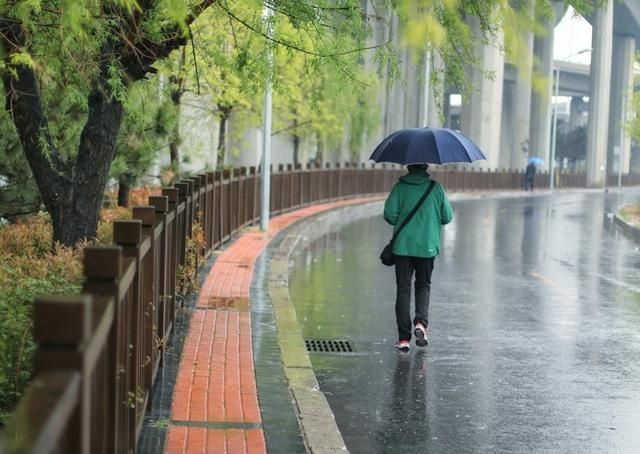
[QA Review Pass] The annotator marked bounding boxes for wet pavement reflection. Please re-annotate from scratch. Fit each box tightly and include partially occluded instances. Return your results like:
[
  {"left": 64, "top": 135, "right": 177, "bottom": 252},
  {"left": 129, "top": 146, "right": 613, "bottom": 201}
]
[{"left": 288, "top": 191, "right": 640, "bottom": 453}]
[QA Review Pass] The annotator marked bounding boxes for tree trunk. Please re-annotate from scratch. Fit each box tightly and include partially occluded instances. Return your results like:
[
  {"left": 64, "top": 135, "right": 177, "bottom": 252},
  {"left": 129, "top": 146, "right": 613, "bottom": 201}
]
[
  {"left": 169, "top": 138, "right": 180, "bottom": 174},
  {"left": 291, "top": 117, "right": 300, "bottom": 166},
  {"left": 48, "top": 86, "right": 123, "bottom": 246},
  {"left": 2, "top": 29, "right": 122, "bottom": 246},
  {"left": 316, "top": 135, "right": 325, "bottom": 167},
  {"left": 217, "top": 108, "right": 230, "bottom": 168},
  {"left": 168, "top": 88, "right": 182, "bottom": 176},
  {"left": 168, "top": 47, "right": 186, "bottom": 178},
  {"left": 117, "top": 178, "right": 131, "bottom": 208}
]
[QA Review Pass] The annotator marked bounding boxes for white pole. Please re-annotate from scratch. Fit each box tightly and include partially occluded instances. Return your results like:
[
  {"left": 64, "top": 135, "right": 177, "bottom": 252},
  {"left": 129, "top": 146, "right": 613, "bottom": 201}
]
[
  {"left": 260, "top": 4, "right": 274, "bottom": 231},
  {"left": 549, "top": 66, "right": 560, "bottom": 190},
  {"left": 422, "top": 49, "right": 431, "bottom": 127},
  {"left": 618, "top": 93, "right": 626, "bottom": 190}
]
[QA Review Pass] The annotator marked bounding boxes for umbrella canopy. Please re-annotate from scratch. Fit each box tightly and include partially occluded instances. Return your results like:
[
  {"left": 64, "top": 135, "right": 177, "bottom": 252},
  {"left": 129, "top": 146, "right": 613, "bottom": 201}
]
[
  {"left": 369, "top": 127, "right": 486, "bottom": 165},
  {"left": 528, "top": 156, "right": 545, "bottom": 166}
]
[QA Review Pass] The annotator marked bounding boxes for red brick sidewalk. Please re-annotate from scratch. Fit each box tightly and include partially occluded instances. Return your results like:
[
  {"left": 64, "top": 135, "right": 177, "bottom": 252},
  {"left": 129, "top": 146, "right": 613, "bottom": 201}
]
[{"left": 165, "top": 197, "right": 381, "bottom": 453}]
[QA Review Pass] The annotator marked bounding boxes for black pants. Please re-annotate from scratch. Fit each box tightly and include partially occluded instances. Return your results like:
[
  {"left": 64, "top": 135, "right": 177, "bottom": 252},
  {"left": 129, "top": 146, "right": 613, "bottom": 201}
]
[
  {"left": 394, "top": 255, "right": 435, "bottom": 341},
  {"left": 525, "top": 176, "right": 534, "bottom": 191}
]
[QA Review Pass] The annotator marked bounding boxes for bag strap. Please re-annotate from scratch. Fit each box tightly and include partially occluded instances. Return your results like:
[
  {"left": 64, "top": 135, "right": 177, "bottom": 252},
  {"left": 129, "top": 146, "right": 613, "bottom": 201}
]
[{"left": 391, "top": 180, "right": 436, "bottom": 242}]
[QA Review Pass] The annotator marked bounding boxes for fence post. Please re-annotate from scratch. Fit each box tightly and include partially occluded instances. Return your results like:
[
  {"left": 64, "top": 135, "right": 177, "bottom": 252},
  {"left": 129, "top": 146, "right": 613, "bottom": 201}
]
[
  {"left": 324, "top": 162, "right": 331, "bottom": 200},
  {"left": 32, "top": 295, "right": 93, "bottom": 453},
  {"left": 132, "top": 206, "right": 161, "bottom": 390},
  {"left": 206, "top": 172, "right": 215, "bottom": 251},
  {"left": 286, "top": 164, "right": 293, "bottom": 211},
  {"left": 232, "top": 168, "right": 242, "bottom": 229},
  {"left": 249, "top": 167, "right": 258, "bottom": 224},
  {"left": 112, "top": 219, "right": 144, "bottom": 450},
  {"left": 336, "top": 162, "right": 342, "bottom": 200},
  {"left": 222, "top": 169, "right": 232, "bottom": 239},
  {"left": 161, "top": 188, "right": 179, "bottom": 318},
  {"left": 174, "top": 182, "right": 190, "bottom": 267},
  {"left": 83, "top": 246, "right": 124, "bottom": 453},
  {"left": 179, "top": 180, "right": 194, "bottom": 239},
  {"left": 148, "top": 196, "right": 171, "bottom": 367},
  {"left": 239, "top": 167, "right": 248, "bottom": 226},
  {"left": 214, "top": 170, "right": 224, "bottom": 245}
]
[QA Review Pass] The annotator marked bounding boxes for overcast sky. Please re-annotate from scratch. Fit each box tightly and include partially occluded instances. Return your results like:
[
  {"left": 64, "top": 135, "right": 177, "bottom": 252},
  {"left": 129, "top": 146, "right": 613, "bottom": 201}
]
[{"left": 554, "top": 7, "right": 592, "bottom": 65}]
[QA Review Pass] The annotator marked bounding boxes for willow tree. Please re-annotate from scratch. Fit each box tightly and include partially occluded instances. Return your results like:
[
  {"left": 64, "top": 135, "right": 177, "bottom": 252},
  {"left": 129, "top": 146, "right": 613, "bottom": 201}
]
[
  {"left": 0, "top": 1, "right": 219, "bottom": 246},
  {"left": 0, "top": 0, "right": 603, "bottom": 246}
]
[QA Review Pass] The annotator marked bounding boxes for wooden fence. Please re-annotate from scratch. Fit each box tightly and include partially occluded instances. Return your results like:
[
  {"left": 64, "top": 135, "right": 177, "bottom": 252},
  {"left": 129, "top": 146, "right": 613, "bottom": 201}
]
[{"left": 0, "top": 164, "right": 637, "bottom": 453}]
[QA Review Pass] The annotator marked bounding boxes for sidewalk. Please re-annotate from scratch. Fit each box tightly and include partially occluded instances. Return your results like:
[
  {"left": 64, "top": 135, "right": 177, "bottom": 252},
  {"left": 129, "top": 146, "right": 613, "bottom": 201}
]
[{"left": 164, "top": 197, "right": 381, "bottom": 453}]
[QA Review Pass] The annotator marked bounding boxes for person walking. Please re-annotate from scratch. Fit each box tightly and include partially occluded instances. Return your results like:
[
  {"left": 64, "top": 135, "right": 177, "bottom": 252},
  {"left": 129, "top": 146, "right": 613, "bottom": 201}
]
[
  {"left": 383, "top": 164, "right": 453, "bottom": 351},
  {"left": 524, "top": 162, "right": 536, "bottom": 191}
]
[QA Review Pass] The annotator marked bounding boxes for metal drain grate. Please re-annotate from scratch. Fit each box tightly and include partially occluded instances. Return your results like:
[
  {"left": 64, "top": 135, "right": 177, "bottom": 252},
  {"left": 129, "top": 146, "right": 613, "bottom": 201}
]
[{"left": 305, "top": 339, "right": 354, "bottom": 353}]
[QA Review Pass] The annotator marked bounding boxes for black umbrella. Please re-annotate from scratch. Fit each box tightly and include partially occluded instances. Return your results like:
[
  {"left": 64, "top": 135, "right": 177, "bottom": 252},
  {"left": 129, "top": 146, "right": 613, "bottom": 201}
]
[{"left": 369, "top": 127, "right": 486, "bottom": 165}]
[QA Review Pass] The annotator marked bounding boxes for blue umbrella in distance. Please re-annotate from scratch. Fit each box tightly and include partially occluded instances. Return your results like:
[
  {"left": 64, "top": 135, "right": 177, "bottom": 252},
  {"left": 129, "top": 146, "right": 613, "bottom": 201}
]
[
  {"left": 369, "top": 127, "right": 486, "bottom": 165},
  {"left": 528, "top": 156, "right": 545, "bottom": 166}
]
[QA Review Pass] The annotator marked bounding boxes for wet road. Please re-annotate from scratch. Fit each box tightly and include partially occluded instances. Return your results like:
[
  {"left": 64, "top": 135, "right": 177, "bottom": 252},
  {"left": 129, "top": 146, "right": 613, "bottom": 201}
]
[{"left": 288, "top": 191, "right": 640, "bottom": 453}]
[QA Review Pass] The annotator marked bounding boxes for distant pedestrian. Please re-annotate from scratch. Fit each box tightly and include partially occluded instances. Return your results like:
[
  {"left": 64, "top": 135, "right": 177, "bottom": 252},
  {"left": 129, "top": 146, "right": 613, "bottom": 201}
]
[
  {"left": 383, "top": 164, "right": 453, "bottom": 351},
  {"left": 525, "top": 162, "right": 536, "bottom": 191}
]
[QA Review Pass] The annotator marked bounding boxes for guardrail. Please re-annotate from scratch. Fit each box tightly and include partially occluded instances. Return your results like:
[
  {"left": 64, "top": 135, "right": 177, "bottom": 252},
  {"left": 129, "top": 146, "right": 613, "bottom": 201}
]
[{"left": 0, "top": 163, "right": 636, "bottom": 453}]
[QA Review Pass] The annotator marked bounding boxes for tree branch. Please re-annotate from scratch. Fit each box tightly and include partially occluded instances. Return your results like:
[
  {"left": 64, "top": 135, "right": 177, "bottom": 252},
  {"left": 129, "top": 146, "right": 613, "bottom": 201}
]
[
  {"left": 222, "top": 6, "right": 391, "bottom": 57},
  {"left": 0, "top": 20, "right": 69, "bottom": 187},
  {"left": 119, "top": 0, "right": 218, "bottom": 81}
]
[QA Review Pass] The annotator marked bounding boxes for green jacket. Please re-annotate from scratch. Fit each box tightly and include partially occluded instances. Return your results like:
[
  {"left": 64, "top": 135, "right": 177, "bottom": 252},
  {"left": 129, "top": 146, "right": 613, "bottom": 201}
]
[{"left": 383, "top": 171, "right": 453, "bottom": 258}]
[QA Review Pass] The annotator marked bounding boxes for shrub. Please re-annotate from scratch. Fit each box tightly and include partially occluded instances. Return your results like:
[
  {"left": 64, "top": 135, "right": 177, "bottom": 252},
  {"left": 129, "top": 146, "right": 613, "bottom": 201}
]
[
  {"left": 177, "top": 216, "right": 205, "bottom": 300},
  {"left": 0, "top": 217, "right": 83, "bottom": 423},
  {"left": 97, "top": 206, "right": 133, "bottom": 245}
]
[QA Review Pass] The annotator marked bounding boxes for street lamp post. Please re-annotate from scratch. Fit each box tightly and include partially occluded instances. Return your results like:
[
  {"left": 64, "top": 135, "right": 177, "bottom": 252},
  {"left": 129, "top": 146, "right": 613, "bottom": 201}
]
[
  {"left": 617, "top": 93, "right": 627, "bottom": 190},
  {"left": 260, "top": 4, "right": 274, "bottom": 231},
  {"left": 549, "top": 48, "right": 592, "bottom": 191},
  {"left": 549, "top": 66, "right": 560, "bottom": 190}
]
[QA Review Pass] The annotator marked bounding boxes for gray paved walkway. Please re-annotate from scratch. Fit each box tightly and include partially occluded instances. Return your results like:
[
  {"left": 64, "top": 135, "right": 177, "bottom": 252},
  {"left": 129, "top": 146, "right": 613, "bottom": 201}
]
[{"left": 289, "top": 191, "right": 640, "bottom": 453}]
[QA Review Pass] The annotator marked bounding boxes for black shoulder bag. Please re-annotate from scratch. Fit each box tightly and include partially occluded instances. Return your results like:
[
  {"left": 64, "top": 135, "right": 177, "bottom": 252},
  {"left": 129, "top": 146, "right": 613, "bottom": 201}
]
[{"left": 380, "top": 180, "right": 436, "bottom": 266}]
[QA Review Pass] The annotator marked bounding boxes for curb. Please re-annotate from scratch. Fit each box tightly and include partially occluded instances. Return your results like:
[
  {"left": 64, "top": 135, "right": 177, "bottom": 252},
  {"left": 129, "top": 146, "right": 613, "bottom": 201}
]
[
  {"left": 614, "top": 211, "right": 640, "bottom": 242},
  {"left": 268, "top": 216, "right": 351, "bottom": 453},
  {"left": 265, "top": 200, "right": 386, "bottom": 453}
]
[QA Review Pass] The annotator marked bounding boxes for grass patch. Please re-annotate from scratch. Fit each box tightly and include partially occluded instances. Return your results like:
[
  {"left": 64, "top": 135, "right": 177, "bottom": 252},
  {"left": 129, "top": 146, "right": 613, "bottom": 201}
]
[{"left": 619, "top": 204, "right": 640, "bottom": 226}]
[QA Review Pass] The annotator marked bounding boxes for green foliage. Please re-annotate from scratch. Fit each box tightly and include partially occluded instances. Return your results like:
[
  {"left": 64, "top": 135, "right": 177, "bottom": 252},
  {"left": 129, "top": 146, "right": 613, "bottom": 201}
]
[
  {"left": 556, "top": 125, "right": 587, "bottom": 169},
  {"left": 111, "top": 78, "right": 177, "bottom": 188},
  {"left": 628, "top": 52, "right": 640, "bottom": 146},
  {"left": 0, "top": 204, "right": 135, "bottom": 423},
  {"left": 0, "top": 216, "right": 83, "bottom": 423}
]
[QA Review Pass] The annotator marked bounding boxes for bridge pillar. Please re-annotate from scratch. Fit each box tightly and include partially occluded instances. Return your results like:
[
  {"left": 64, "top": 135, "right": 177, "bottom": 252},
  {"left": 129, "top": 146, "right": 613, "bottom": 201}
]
[
  {"left": 607, "top": 34, "right": 635, "bottom": 177},
  {"left": 512, "top": 29, "right": 534, "bottom": 170},
  {"left": 500, "top": 81, "right": 516, "bottom": 169},
  {"left": 460, "top": 15, "right": 504, "bottom": 170},
  {"left": 529, "top": 17, "right": 554, "bottom": 167},
  {"left": 569, "top": 96, "right": 588, "bottom": 130},
  {"left": 586, "top": 0, "right": 614, "bottom": 187}
]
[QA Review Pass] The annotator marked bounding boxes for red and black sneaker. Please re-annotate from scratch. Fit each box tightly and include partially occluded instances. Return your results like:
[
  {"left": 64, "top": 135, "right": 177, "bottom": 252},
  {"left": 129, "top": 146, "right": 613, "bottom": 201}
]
[
  {"left": 395, "top": 340, "right": 410, "bottom": 352},
  {"left": 414, "top": 323, "right": 428, "bottom": 347}
]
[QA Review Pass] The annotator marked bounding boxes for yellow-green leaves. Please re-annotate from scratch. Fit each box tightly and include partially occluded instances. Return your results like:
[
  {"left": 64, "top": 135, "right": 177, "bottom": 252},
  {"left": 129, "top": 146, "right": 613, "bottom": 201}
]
[
  {"left": 9, "top": 51, "right": 35, "bottom": 68},
  {"left": 107, "top": 0, "right": 142, "bottom": 14},
  {"left": 158, "top": 0, "right": 190, "bottom": 32},
  {"left": 60, "top": 0, "right": 93, "bottom": 41}
]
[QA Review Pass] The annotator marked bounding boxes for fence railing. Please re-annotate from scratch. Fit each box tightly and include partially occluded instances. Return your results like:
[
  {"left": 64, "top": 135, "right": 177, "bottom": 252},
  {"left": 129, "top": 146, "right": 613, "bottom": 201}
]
[{"left": 0, "top": 164, "right": 637, "bottom": 453}]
